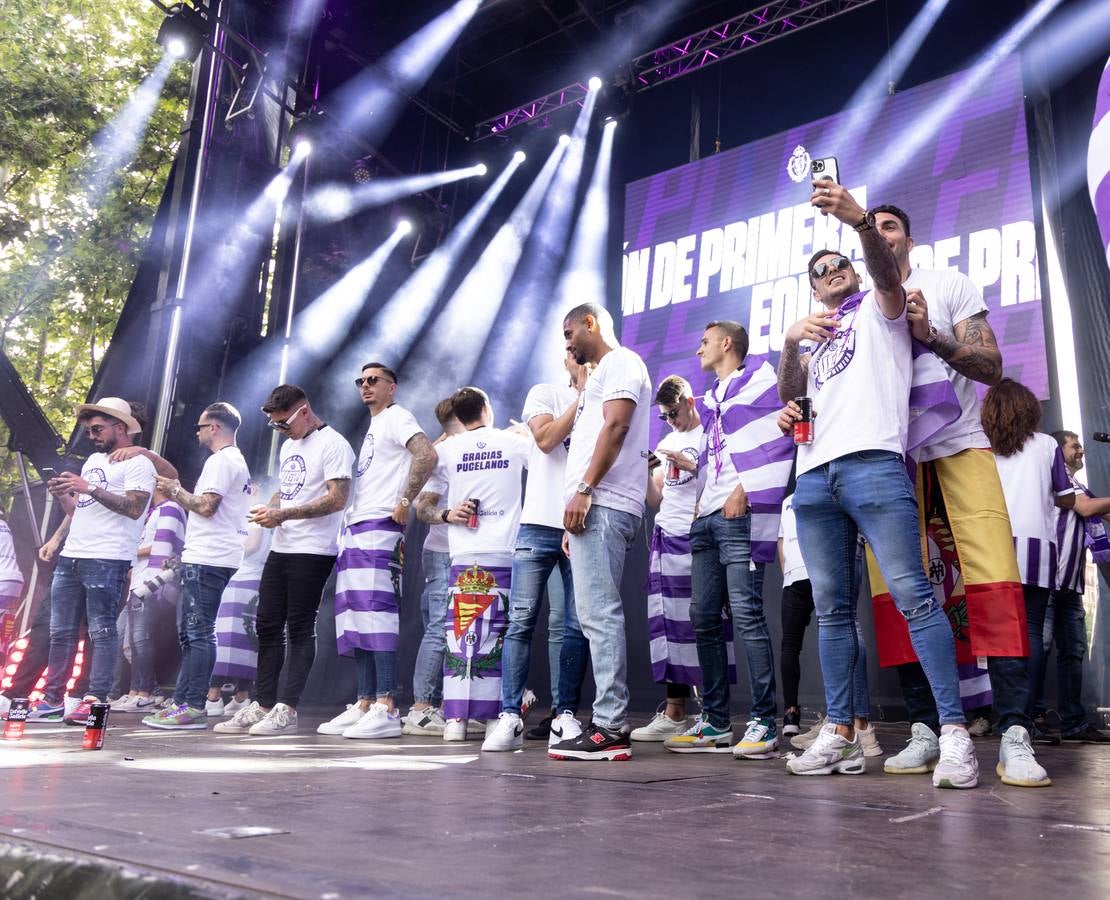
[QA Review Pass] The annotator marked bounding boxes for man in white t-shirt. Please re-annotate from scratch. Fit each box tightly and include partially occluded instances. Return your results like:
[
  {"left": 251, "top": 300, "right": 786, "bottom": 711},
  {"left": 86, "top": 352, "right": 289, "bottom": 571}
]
[
  {"left": 632, "top": 375, "right": 708, "bottom": 742},
  {"left": 142, "top": 402, "right": 252, "bottom": 730},
  {"left": 776, "top": 181, "right": 977, "bottom": 787},
  {"left": 318, "top": 362, "right": 437, "bottom": 740},
  {"left": 37, "top": 398, "right": 155, "bottom": 719},
  {"left": 864, "top": 204, "right": 1047, "bottom": 787},
  {"left": 486, "top": 350, "right": 590, "bottom": 751},
  {"left": 217, "top": 384, "right": 354, "bottom": 737},
  {"left": 405, "top": 397, "right": 465, "bottom": 736},
  {"left": 548, "top": 302, "right": 651, "bottom": 762},
  {"left": 415, "top": 387, "right": 531, "bottom": 743}
]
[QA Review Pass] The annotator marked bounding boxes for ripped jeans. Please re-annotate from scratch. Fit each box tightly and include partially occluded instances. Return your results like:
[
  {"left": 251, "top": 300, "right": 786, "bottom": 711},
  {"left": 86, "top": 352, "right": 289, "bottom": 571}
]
[
  {"left": 44, "top": 556, "right": 130, "bottom": 703},
  {"left": 794, "top": 451, "right": 964, "bottom": 726},
  {"left": 173, "top": 563, "right": 236, "bottom": 709}
]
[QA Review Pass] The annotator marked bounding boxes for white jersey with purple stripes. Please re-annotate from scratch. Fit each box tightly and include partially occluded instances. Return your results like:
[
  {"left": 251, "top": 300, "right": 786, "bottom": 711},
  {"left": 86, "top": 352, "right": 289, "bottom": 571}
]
[{"left": 129, "top": 500, "right": 186, "bottom": 593}]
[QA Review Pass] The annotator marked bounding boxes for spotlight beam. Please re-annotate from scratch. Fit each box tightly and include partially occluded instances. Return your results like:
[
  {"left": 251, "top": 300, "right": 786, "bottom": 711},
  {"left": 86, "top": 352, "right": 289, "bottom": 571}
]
[
  {"left": 322, "top": 153, "right": 524, "bottom": 425},
  {"left": 870, "top": 0, "right": 1064, "bottom": 185},
  {"left": 400, "top": 140, "right": 571, "bottom": 406},
  {"left": 305, "top": 164, "right": 486, "bottom": 224}
]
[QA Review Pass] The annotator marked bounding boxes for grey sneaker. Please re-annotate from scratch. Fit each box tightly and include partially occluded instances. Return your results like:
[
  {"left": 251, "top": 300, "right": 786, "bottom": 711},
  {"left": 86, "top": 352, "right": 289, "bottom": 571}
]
[
  {"left": 402, "top": 706, "right": 447, "bottom": 735},
  {"left": 213, "top": 700, "right": 266, "bottom": 734},
  {"left": 789, "top": 715, "right": 827, "bottom": 750},
  {"left": 884, "top": 723, "right": 940, "bottom": 774},
  {"left": 857, "top": 723, "right": 883, "bottom": 758},
  {"left": 997, "top": 725, "right": 1051, "bottom": 787}
]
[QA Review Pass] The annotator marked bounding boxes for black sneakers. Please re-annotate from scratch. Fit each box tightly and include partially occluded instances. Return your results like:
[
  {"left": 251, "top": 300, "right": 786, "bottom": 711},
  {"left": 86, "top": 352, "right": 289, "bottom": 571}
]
[
  {"left": 783, "top": 709, "right": 801, "bottom": 736},
  {"left": 548, "top": 722, "right": 632, "bottom": 761},
  {"left": 1062, "top": 724, "right": 1110, "bottom": 744},
  {"left": 526, "top": 712, "right": 554, "bottom": 741}
]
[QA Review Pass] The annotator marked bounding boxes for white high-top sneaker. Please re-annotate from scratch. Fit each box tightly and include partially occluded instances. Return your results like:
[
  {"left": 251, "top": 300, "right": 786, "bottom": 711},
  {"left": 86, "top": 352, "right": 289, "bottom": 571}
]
[
  {"left": 481, "top": 712, "right": 525, "bottom": 751},
  {"left": 547, "top": 711, "right": 583, "bottom": 748}
]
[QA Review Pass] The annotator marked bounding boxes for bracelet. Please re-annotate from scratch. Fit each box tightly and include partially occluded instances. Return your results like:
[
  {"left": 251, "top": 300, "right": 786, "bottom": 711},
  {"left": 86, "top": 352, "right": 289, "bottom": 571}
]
[
  {"left": 171, "top": 484, "right": 180, "bottom": 500},
  {"left": 440, "top": 508, "right": 450, "bottom": 524}
]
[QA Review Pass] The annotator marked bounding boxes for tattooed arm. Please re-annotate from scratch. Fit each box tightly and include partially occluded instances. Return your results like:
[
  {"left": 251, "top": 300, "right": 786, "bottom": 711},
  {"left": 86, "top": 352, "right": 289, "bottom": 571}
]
[
  {"left": 90, "top": 487, "right": 151, "bottom": 520},
  {"left": 777, "top": 340, "right": 810, "bottom": 403},
  {"left": 278, "top": 478, "right": 351, "bottom": 521},
  {"left": 927, "top": 311, "right": 1003, "bottom": 386}
]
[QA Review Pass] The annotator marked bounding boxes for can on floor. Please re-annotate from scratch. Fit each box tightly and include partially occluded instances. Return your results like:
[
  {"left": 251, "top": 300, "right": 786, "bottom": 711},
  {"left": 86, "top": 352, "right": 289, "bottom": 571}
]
[
  {"left": 4, "top": 698, "right": 30, "bottom": 740},
  {"left": 82, "top": 702, "right": 110, "bottom": 750}
]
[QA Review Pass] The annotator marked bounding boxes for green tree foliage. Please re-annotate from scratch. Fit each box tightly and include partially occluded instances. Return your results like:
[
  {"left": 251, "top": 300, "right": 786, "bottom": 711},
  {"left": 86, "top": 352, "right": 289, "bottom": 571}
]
[{"left": 0, "top": 0, "right": 190, "bottom": 508}]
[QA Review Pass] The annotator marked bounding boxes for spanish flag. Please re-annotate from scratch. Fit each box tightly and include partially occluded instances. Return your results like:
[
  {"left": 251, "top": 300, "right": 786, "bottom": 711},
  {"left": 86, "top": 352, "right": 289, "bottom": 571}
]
[{"left": 868, "top": 448, "right": 1028, "bottom": 665}]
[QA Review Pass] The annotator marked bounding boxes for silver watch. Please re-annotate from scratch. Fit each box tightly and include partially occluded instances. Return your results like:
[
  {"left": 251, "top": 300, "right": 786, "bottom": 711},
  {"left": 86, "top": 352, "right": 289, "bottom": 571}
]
[{"left": 576, "top": 482, "right": 593, "bottom": 496}]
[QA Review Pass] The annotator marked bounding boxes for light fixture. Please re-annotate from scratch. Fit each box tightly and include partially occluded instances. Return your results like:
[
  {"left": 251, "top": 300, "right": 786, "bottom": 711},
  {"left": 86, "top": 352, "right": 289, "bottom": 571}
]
[
  {"left": 397, "top": 219, "right": 413, "bottom": 235},
  {"left": 475, "top": 163, "right": 488, "bottom": 176},
  {"left": 512, "top": 150, "right": 526, "bottom": 163},
  {"left": 558, "top": 134, "right": 571, "bottom": 147},
  {"left": 155, "top": 7, "right": 209, "bottom": 61},
  {"left": 588, "top": 75, "right": 603, "bottom": 91}
]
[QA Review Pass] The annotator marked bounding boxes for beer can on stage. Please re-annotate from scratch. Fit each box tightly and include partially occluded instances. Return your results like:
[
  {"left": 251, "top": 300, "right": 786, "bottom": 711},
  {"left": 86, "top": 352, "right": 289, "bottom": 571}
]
[
  {"left": 82, "top": 702, "right": 110, "bottom": 750},
  {"left": 3, "top": 697, "right": 29, "bottom": 740},
  {"left": 467, "top": 498, "right": 481, "bottom": 529},
  {"left": 793, "top": 397, "right": 814, "bottom": 446}
]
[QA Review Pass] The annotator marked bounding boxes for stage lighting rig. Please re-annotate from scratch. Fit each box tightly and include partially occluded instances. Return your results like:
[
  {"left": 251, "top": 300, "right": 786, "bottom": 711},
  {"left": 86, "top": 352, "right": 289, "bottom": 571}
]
[{"left": 155, "top": 3, "right": 211, "bottom": 62}]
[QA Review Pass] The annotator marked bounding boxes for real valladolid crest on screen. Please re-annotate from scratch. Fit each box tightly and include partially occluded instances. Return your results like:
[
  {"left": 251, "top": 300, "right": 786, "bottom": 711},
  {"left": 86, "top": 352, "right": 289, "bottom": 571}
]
[{"left": 621, "top": 54, "right": 1048, "bottom": 446}]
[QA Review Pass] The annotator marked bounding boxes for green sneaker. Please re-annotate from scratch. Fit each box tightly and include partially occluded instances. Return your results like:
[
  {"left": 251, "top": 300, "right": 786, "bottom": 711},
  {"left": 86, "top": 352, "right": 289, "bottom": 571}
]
[
  {"left": 143, "top": 704, "right": 208, "bottom": 730},
  {"left": 663, "top": 715, "right": 733, "bottom": 753},
  {"left": 733, "top": 717, "right": 779, "bottom": 758}
]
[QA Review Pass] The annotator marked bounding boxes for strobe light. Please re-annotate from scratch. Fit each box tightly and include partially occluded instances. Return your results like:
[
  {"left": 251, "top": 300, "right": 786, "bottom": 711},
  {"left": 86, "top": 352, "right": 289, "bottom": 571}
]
[{"left": 156, "top": 4, "right": 211, "bottom": 61}]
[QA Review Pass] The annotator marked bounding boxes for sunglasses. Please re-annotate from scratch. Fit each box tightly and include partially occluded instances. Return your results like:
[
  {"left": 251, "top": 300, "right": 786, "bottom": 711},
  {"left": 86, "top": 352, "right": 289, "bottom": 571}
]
[
  {"left": 194, "top": 422, "right": 215, "bottom": 433},
  {"left": 354, "top": 375, "right": 394, "bottom": 388},
  {"left": 810, "top": 256, "right": 852, "bottom": 280},
  {"left": 657, "top": 408, "right": 681, "bottom": 422},
  {"left": 267, "top": 404, "right": 306, "bottom": 431},
  {"left": 84, "top": 424, "right": 117, "bottom": 437}
]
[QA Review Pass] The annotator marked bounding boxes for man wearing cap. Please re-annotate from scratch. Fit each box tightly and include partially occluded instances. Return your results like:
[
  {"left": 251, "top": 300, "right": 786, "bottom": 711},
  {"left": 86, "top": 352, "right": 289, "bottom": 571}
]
[{"left": 33, "top": 398, "right": 155, "bottom": 720}]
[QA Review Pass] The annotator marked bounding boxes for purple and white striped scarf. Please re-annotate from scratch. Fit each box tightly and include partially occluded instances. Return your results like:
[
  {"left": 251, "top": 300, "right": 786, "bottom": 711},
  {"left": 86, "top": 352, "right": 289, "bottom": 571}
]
[{"left": 699, "top": 360, "right": 793, "bottom": 563}]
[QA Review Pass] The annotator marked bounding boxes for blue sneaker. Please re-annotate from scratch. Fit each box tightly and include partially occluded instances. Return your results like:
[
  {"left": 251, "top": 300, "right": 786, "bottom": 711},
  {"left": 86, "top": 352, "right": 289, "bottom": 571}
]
[{"left": 27, "top": 699, "right": 65, "bottom": 722}]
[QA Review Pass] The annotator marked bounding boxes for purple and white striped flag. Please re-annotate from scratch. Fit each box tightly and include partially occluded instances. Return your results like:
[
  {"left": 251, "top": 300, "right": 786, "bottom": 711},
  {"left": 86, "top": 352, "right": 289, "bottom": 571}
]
[{"left": 334, "top": 517, "right": 404, "bottom": 655}]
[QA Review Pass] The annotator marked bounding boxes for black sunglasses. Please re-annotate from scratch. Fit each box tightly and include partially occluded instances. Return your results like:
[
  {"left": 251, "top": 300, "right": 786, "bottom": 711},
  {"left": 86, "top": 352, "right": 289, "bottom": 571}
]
[
  {"left": 194, "top": 422, "right": 215, "bottom": 433},
  {"left": 266, "top": 404, "right": 306, "bottom": 431},
  {"left": 811, "top": 256, "right": 851, "bottom": 280},
  {"left": 354, "top": 375, "right": 395, "bottom": 388},
  {"left": 657, "top": 408, "right": 680, "bottom": 422}
]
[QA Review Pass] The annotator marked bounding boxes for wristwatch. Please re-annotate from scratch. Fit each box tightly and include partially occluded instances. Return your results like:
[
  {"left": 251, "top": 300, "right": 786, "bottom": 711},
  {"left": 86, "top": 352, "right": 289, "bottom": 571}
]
[
  {"left": 399, "top": 497, "right": 410, "bottom": 507},
  {"left": 576, "top": 482, "right": 593, "bottom": 496},
  {"left": 924, "top": 324, "right": 939, "bottom": 347},
  {"left": 440, "top": 508, "right": 450, "bottom": 523},
  {"left": 853, "top": 211, "right": 876, "bottom": 233}
]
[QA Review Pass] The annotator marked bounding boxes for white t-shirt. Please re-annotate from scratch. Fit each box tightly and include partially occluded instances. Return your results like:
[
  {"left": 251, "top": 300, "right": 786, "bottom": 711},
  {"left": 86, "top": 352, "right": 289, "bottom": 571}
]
[
  {"left": 426, "top": 426, "right": 531, "bottom": 558},
  {"left": 778, "top": 495, "right": 807, "bottom": 587},
  {"left": 0, "top": 519, "right": 22, "bottom": 584},
  {"left": 423, "top": 521, "right": 450, "bottom": 554},
  {"left": 272, "top": 425, "right": 355, "bottom": 556},
  {"left": 654, "top": 426, "right": 702, "bottom": 536},
  {"left": 521, "top": 382, "right": 578, "bottom": 530},
  {"left": 905, "top": 268, "right": 991, "bottom": 462},
  {"left": 182, "top": 447, "right": 252, "bottom": 568},
  {"left": 349, "top": 404, "right": 424, "bottom": 522},
  {"left": 563, "top": 346, "right": 652, "bottom": 517},
  {"left": 796, "top": 291, "right": 912, "bottom": 477},
  {"left": 234, "top": 523, "right": 274, "bottom": 581},
  {"left": 63, "top": 453, "right": 156, "bottom": 561}
]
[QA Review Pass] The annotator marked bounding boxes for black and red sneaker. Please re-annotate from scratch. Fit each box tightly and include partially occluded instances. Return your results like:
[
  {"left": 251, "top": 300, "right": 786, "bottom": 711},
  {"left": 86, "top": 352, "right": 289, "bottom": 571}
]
[{"left": 548, "top": 722, "right": 632, "bottom": 761}]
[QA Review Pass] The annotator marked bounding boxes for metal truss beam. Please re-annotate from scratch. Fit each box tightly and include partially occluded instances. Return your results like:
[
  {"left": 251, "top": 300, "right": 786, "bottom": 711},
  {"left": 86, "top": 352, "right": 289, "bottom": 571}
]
[{"left": 473, "top": 0, "right": 879, "bottom": 141}]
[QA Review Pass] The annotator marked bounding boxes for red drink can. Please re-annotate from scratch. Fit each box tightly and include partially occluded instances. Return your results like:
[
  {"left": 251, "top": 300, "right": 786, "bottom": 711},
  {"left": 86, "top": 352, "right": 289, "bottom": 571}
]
[
  {"left": 4, "top": 698, "right": 29, "bottom": 740},
  {"left": 82, "top": 702, "right": 110, "bottom": 750},
  {"left": 667, "top": 459, "right": 679, "bottom": 480},
  {"left": 793, "top": 396, "right": 814, "bottom": 445},
  {"left": 467, "top": 499, "right": 481, "bottom": 529}
]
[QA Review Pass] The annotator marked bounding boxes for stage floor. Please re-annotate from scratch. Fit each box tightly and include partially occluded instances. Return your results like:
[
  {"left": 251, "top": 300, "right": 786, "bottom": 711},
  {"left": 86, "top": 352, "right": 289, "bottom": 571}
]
[{"left": 1, "top": 714, "right": 1108, "bottom": 899}]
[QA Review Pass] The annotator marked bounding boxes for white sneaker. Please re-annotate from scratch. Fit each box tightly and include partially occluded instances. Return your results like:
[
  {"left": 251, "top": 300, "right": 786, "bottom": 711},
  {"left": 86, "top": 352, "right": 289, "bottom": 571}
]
[
  {"left": 110, "top": 695, "right": 138, "bottom": 712},
  {"left": 317, "top": 704, "right": 365, "bottom": 735},
  {"left": 997, "top": 725, "right": 1051, "bottom": 787},
  {"left": 63, "top": 695, "right": 82, "bottom": 718},
  {"left": 131, "top": 695, "right": 159, "bottom": 714},
  {"left": 443, "top": 718, "right": 467, "bottom": 742},
  {"left": 402, "top": 706, "right": 447, "bottom": 735},
  {"left": 786, "top": 722, "right": 865, "bottom": 775},
  {"left": 884, "top": 723, "right": 940, "bottom": 774},
  {"left": 223, "top": 697, "right": 249, "bottom": 716},
  {"left": 248, "top": 703, "right": 298, "bottom": 736},
  {"left": 547, "top": 711, "right": 583, "bottom": 748},
  {"left": 857, "top": 723, "right": 883, "bottom": 758},
  {"left": 466, "top": 719, "right": 485, "bottom": 736},
  {"left": 933, "top": 726, "right": 979, "bottom": 789},
  {"left": 343, "top": 703, "right": 402, "bottom": 740},
  {"left": 481, "top": 712, "right": 525, "bottom": 751},
  {"left": 733, "top": 717, "right": 779, "bottom": 758},
  {"left": 214, "top": 700, "right": 267, "bottom": 734},
  {"left": 205, "top": 698, "right": 225, "bottom": 717},
  {"left": 630, "top": 710, "right": 690, "bottom": 742},
  {"left": 789, "top": 715, "right": 827, "bottom": 750}
]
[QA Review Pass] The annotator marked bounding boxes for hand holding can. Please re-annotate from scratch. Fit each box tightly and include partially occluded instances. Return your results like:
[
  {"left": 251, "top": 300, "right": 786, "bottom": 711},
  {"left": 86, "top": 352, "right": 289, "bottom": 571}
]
[
  {"left": 467, "top": 498, "right": 481, "bottom": 529},
  {"left": 793, "top": 397, "right": 814, "bottom": 445}
]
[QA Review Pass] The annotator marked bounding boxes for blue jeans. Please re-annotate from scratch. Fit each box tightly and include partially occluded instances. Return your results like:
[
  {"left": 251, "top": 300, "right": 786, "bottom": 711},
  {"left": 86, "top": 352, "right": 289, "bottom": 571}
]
[
  {"left": 174, "top": 563, "right": 235, "bottom": 709},
  {"left": 690, "top": 511, "right": 776, "bottom": 728},
  {"left": 412, "top": 548, "right": 450, "bottom": 705},
  {"left": 547, "top": 568, "right": 567, "bottom": 707},
  {"left": 795, "top": 451, "right": 964, "bottom": 726},
  {"left": 44, "top": 556, "right": 129, "bottom": 703},
  {"left": 501, "top": 524, "right": 588, "bottom": 715},
  {"left": 355, "top": 648, "right": 397, "bottom": 700},
  {"left": 1049, "top": 588, "right": 1088, "bottom": 735},
  {"left": 567, "top": 505, "right": 640, "bottom": 730}
]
